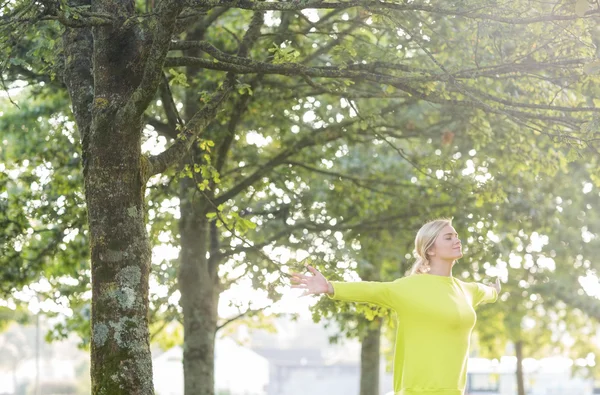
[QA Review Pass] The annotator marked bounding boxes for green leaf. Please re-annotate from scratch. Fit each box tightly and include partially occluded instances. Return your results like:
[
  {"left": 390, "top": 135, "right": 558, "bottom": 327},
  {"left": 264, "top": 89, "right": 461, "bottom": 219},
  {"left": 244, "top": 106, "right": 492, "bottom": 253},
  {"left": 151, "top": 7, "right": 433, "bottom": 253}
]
[{"left": 168, "top": 68, "right": 190, "bottom": 87}]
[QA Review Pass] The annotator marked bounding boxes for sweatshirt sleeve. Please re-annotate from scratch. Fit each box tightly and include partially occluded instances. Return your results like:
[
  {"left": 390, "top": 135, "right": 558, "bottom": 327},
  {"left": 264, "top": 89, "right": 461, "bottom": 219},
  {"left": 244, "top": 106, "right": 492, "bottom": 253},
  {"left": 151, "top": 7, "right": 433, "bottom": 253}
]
[
  {"left": 327, "top": 281, "right": 396, "bottom": 309},
  {"left": 472, "top": 282, "right": 498, "bottom": 307}
]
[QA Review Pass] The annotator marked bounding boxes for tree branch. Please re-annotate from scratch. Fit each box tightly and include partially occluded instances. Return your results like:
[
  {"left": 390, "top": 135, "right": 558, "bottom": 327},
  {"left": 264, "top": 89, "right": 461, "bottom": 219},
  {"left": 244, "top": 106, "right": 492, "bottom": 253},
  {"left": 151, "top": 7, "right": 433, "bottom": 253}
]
[
  {"left": 147, "top": 11, "right": 264, "bottom": 178},
  {"left": 165, "top": 45, "right": 589, "bottom": 105},
  {"left": 216, "top": 227, "right": 294, "bottom": 259},
  {"left": 166, "top": 46, "right": 421, "bottom": 89},
  {"left": 165, "top": 54, "right": 589, "bottom": 138},
  {"left": 45, "top": 10, "right": 114, "bottom": 27},
  {"left": 215, "top": 10, "right": 275, "bottom": 174},
  {"left": 146, "top": 117, "right": 179, "bottom": 139},
  {"left": 61, "top": 0, "right": 94, "bottom": 169},
  {"left": 121, "top": 0, "right": 186, "bottom": 122},
  {"left": 216, "top": 305, "right": 269, "bottom": 332},
  {"left": 186, "top": 0, "right": 580, "bottom": 25},
  {"left": 285, "top": 160, "right": 421, "bottom": 189},
  {"left": 213, "top": 120, "right": 356, "bottom": 206},
  {"left": 159, "top": 73, "right": 183, "bottom": 131},
  {"left": 146, "top": 79, "right": 234, "bottom": 177}
]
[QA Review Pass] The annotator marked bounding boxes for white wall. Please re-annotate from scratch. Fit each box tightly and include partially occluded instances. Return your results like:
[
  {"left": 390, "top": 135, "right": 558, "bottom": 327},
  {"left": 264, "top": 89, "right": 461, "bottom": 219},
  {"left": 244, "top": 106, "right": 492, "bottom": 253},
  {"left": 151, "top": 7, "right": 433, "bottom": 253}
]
[{"left": 153, "top": 338, "right": 269, "bottom": 395}]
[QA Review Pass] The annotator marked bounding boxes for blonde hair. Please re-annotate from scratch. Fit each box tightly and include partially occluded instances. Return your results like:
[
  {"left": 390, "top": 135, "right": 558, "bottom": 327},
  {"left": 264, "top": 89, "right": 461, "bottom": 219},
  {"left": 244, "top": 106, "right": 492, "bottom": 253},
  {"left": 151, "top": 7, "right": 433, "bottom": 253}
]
[{"left": 409, "top": 219, "right": 453, "bottom": 275}]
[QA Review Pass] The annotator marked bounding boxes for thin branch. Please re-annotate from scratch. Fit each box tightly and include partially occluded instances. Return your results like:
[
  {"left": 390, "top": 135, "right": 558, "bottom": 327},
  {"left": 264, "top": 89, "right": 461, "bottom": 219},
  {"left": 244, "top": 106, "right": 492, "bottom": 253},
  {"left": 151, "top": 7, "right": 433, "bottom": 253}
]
[
  {"left": 165, "top": 50, "right": 422, "bottom": 91},
  {"left": 217, "top": 227, "right": 294, "bottom": 259},
  {"left": 217, "top": 9, "right": 293, "bottom": 174},
  {"left": 175, "top": 7, "right": 229, "bottom": 35},
  {"left": 302, "top": 17, "right": 364, "bottom": 65},
  {"left": 159, "top": 73, "right": 184, "bottom": 130},
  {"left": 236, "top": 11, "right": 264, "bottom": 58},
  {"left": 285, "top": 160, "right": 421, "bottom": 188},
  {"left": 44, "top": 12, "right": 114, "bottom": 27},
  {"left": 216, "top": 305, "right": 269, "bottom": 331},
  {"left": 460, "top": 83, "right": 600, "bottom": 113}
]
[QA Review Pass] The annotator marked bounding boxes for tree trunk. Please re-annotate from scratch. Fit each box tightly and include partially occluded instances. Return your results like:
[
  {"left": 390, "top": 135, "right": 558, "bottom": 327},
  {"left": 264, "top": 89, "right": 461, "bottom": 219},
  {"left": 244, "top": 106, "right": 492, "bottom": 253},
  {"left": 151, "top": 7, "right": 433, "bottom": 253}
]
[
  {"left": 85, "top": 124, "right": 153, "bottom": 395},
  {"left": 177, "top": 19, "right": 223, "bottom": 392},
  {"left": 178, "top": 169, "right": 220, "bottom": 395},
  {"left": 63, "top": 1, "right": 156, "bottom": 393},
  {"left": 360, "top": 318, "right": 382, "bottom": 395},
  {"left": 515, "top": 340, "right": 525, "bottom": 395}
]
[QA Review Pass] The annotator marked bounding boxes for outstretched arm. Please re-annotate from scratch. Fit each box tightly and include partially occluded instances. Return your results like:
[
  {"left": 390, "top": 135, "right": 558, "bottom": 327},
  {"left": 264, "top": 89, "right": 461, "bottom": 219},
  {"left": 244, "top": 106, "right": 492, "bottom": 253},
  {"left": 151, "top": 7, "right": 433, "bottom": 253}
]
[
  {"left": 473, "top": 278, "right": 501, "bottom": 306},
  {"left": 291, "top": 265, "right": 396, "bottom": 309}
]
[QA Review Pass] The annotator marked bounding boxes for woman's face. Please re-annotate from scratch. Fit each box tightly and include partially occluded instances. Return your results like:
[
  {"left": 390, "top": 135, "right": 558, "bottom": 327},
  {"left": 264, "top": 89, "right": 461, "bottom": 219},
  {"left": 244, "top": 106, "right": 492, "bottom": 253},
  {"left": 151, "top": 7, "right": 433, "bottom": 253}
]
[{"left": 428, "top": 225, "right": 462, "bottom": 262}]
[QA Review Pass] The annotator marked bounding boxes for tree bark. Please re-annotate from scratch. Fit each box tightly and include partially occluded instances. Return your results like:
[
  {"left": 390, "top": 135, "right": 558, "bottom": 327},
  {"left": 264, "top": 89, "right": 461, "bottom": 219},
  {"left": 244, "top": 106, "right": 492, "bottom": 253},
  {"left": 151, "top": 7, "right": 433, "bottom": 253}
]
[
  {"left": 85, "top": 123, "right": 153, "bottom": 395},
  {"left": 178, "top": 169, "right": 220, "bottom": 395},
  {"left": 61, "top": 1, "right": 164, "bottom": 393},
  {"left": 515, "top": 340, "right": 525, "bottom": 395},
  {"left": 360, "top": 318, "right": 382, "bottom": 395}
]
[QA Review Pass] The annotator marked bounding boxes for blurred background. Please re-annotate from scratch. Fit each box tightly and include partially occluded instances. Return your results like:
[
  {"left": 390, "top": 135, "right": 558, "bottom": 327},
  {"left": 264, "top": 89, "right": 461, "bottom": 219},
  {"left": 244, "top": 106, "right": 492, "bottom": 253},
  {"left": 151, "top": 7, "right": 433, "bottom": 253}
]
[{"left": 3, "top": 1, "right": 600, "bottom": 395}]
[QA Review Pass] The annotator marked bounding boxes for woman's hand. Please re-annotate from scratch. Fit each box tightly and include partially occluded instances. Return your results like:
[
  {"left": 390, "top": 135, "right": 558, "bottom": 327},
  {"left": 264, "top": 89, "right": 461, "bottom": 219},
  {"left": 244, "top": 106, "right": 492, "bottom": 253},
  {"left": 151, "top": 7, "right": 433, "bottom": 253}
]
[
  {"left": 291, "top": 265, "right": 333, "bottom": 296},
  {"left": 492, "top": 277, "right": 501, "bottom": 295}
]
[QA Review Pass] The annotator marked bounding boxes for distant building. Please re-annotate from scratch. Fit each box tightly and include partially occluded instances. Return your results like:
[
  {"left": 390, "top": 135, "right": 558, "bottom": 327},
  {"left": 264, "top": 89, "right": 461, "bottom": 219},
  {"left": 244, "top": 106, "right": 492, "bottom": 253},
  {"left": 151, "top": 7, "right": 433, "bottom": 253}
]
[
  {"left": 152, "top": 337, "right": 269, "bottom": 395},
  {"left": 252, "top": 348, "right": 394, "bottom": 395},
  {"left": 253, "top": 348, "right": 359, "bottom": 395}
]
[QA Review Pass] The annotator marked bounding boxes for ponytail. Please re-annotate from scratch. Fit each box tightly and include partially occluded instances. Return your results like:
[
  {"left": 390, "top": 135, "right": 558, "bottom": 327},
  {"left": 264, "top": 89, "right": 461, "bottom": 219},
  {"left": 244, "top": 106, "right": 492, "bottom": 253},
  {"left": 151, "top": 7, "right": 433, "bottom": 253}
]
[{"left": 410, "top": 256, "right": 430, "bottom": 275}]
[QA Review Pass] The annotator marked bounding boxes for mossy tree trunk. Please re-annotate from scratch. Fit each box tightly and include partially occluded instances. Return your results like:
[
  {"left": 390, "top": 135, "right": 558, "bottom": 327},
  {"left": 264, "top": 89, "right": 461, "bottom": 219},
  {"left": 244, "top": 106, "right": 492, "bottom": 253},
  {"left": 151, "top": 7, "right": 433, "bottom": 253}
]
[
  {"left": 64, "top": 2, "right": 157, "bottom": 391},
  {"left": 60, "top": 1, "right": 212, "bottom": 393}
]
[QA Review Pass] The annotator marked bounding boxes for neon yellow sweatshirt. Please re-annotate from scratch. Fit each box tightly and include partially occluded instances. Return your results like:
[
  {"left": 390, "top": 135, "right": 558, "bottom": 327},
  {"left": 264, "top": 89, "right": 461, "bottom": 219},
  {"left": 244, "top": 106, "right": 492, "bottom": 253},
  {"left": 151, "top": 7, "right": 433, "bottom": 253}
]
[{"left": 328, "top": 274, "right": 498, "bottom": 395}]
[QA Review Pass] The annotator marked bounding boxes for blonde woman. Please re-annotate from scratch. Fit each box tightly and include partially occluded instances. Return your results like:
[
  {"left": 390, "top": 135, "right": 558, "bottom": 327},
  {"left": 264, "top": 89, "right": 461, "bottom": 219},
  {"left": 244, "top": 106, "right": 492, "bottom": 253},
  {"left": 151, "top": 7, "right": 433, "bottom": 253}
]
[{"left": 291, "top": 219, "right": 501, "bottom": 395}]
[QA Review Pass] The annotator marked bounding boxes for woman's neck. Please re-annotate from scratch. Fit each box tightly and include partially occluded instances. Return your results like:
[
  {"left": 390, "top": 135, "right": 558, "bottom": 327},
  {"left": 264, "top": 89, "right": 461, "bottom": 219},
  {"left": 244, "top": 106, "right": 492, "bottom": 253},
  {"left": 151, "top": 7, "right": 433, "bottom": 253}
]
[{"left": 427, "top": 260, "right": 453, "bottom": 276}]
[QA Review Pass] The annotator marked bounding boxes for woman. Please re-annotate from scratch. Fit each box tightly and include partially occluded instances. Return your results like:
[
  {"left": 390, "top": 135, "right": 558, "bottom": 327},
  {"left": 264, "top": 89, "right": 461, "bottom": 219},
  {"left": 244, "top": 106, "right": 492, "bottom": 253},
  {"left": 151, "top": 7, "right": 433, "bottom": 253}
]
[{"left": 291, "top": 219, "right": 501, "bottom": 395}]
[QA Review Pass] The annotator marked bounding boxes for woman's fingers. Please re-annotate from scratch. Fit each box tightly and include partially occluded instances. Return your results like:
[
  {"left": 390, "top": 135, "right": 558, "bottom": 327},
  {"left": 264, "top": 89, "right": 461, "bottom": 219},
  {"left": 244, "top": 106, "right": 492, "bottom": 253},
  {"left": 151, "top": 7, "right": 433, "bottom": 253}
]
[
  {"left": 290, "top": 276, "right": 309, "bottom": 285},
  {"left": 291, "top": 272, "right": 310, "bottom": 279},
  {"left": 290, "top": 266, "right": 324, "bottom": 297},
  {"left": 306, "top": 265, "right": 320, "bottom": 276}
]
